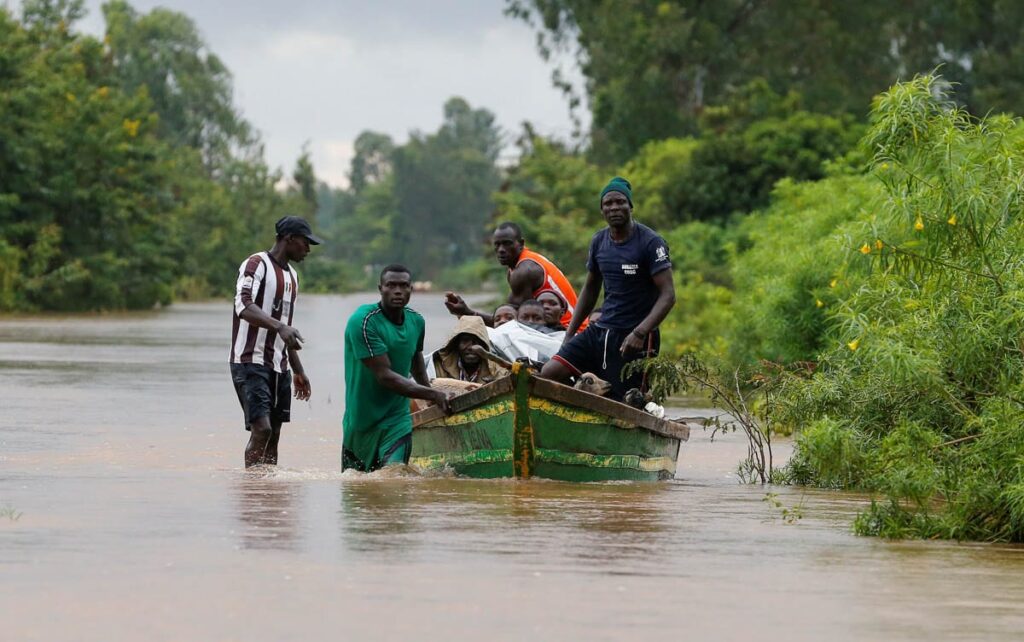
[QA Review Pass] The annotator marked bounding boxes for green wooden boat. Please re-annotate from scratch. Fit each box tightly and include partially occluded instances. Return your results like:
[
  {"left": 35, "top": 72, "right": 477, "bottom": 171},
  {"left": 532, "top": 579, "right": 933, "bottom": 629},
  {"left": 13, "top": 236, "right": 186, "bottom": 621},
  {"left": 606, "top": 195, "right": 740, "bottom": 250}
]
[{"left": 410, "top": 363, "right": 689, "bottom": 481}]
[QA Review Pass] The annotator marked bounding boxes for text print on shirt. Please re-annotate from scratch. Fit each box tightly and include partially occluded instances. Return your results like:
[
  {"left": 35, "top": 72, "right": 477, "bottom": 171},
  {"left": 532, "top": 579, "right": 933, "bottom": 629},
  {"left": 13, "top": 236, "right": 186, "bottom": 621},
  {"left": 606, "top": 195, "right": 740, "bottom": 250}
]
[
  {"left": 621, "top": 263, "right": 639, "bottom": 275},
  {"left": 275, "top": 278, "right": 293, "bottom": 317}
]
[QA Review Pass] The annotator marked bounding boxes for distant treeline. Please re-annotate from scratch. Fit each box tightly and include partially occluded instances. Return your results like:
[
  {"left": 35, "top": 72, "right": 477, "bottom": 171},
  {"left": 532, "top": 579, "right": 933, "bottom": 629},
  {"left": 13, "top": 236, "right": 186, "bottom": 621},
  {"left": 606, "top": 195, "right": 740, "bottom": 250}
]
[{"left": 0, "top": 0, "right": 504, "bottom": 311}]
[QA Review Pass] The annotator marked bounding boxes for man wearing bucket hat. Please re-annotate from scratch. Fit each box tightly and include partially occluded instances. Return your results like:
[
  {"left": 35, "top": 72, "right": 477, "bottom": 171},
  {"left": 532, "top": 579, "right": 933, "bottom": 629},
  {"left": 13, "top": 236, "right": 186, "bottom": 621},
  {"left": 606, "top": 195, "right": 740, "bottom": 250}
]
[
  {"left": 540, "top": 177, "right": 675, "bottom": 401},
  {"left": 229, "top": 215, "right": 323, "bottom": 468}
]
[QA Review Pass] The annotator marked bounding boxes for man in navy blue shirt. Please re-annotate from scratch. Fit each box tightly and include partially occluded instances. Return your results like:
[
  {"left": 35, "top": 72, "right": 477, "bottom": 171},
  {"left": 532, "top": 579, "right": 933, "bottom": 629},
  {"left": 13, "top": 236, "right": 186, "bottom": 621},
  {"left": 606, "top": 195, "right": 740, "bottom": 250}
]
[{"left": 540, "top": 177, "right": 675, "bottom": 400}]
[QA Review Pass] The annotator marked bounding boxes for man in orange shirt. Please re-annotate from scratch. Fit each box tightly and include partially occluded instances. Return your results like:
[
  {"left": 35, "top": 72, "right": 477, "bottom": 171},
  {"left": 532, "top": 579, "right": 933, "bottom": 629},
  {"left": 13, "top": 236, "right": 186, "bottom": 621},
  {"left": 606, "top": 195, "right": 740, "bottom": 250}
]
[{"left": 445, "top": 222, "right": 585, "bottom": 330}]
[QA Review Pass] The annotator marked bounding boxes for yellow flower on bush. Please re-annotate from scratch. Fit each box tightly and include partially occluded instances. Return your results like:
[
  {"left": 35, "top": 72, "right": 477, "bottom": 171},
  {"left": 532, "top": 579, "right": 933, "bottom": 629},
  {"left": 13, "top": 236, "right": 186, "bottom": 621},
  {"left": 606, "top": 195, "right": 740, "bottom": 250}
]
[
  {"left": 829, "top": 278, "right": 837, "bottom": 288},
  {"left": 123, "top": 119, "right": 141, "bottom": 137},
  {"left": 848, "top": 338, "right": 860, "bottom": 351},
  {"left": 875, "top": 239, "right": 884, "bottom": 250},
  {"left": 860, "top": 243, "right": 871, "bottom": 254},
  {"left": 66, "top": 92, "right": 77, "bottom": 103},
  {"left": 880, "top": 162, "right": 889, "bottom": 170},
  {"left": 914, "top": 216, "right": 925, "bottom": 231},
  {"left": 948, "top": 214, "right": 957, "bottom": 226},
  {"left": 816, "top": 299, "right": 824, "bottom": 308},
  {"left": 95, "top": 86, "right": 109, "bottom": 99}
]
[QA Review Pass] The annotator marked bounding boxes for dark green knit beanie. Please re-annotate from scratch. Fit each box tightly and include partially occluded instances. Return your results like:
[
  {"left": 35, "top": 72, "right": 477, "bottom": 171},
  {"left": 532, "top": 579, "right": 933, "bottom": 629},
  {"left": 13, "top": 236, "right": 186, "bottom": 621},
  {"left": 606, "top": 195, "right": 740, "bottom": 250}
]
[{"left": 600, "top": 176, "right": 633, "bottom": 206}]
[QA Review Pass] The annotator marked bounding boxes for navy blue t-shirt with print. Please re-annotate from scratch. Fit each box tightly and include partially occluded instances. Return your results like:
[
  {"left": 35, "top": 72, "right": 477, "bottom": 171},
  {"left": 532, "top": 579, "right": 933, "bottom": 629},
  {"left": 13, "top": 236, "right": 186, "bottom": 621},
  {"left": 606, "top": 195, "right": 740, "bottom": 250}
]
[{"left": 586, "top": 222, "right": 672, "bottom": 330}]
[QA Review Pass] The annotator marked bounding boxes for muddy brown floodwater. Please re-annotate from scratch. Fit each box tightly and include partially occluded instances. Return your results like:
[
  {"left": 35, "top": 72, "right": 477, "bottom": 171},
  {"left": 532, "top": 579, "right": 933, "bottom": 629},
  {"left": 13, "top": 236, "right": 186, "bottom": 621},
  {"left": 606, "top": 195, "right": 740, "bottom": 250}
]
[{"left": 2, "top": 293, "right": 1024, "bottom": 641}]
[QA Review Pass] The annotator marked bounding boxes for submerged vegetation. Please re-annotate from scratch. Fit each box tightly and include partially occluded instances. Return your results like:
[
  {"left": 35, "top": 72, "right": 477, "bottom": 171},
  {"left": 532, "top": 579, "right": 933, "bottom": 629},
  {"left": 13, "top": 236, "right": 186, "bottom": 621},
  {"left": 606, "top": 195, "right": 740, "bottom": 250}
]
[
  {"left": 640, "top": 75, "right": 1024, "bottom": 541},
  {"left": 774, "top": 77, "right": 1024, "bottom": 541}
]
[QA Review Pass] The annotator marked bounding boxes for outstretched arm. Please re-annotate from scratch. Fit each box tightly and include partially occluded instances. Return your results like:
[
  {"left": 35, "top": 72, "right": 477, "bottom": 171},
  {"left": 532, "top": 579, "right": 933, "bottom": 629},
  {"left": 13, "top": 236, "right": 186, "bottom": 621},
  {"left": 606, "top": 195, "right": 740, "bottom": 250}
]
[
  {"left": 444, "top": 292, "right": 495, "bottom": 326},
  {"left": 362, "top": 354, "right": 450, "bottom": 412},
  {"left": 443, "top": 261, "right": 545, "bottom": 326}
]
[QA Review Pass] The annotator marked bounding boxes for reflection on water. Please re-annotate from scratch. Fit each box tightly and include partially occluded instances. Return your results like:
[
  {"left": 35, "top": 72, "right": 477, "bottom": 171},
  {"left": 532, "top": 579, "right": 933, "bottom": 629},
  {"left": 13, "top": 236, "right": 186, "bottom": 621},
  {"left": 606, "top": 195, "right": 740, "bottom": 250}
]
[
  {"left": 3, "top": 295, "right": 1024, "bottom": 641},
  {"left": 233, "top": 472, "right": 303, "bottom": 551},
  {"left": 337, "top": 477, "right": 672, "bottom": 562}
]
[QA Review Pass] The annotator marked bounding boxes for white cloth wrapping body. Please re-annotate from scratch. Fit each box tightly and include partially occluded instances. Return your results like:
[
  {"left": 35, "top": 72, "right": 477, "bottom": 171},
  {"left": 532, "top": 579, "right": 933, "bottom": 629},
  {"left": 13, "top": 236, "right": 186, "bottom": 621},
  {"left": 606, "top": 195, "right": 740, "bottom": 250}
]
[{"left": 424, "top": 321, "right": 565, "bottom": 377}]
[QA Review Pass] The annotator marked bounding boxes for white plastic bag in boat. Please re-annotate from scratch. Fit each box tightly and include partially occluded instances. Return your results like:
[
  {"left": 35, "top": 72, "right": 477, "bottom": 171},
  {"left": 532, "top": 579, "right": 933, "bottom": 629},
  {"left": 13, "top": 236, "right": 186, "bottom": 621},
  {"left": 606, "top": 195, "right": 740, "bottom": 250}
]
[
  {"left": 487, "top": 321, "right": 564, "bottom": 363},
  {"left": 423, "top": 321, "right": 564, "bottom": 376}
]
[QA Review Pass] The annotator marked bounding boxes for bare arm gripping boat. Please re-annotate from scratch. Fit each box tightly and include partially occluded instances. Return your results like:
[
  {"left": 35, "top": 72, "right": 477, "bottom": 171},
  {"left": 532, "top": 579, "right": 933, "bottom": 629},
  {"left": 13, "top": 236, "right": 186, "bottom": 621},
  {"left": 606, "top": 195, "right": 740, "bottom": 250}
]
[{"left": 411, "top": 361, "right": 689, "bottom": 481}]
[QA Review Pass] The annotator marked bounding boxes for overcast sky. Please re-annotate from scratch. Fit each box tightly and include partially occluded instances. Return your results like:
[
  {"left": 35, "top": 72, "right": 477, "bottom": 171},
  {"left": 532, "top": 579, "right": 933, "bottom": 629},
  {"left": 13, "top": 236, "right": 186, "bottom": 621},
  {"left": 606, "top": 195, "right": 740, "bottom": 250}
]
[{"left": 28, "top": 0, "right": 585, "bottom": 187}]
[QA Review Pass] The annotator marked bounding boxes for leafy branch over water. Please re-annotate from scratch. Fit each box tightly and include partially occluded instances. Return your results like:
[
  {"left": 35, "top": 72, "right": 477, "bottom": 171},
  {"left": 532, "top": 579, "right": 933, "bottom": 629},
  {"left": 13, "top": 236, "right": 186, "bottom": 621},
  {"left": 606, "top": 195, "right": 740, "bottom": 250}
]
[{"left": 626, "top": 353, "right": 780, "bottom": 483}]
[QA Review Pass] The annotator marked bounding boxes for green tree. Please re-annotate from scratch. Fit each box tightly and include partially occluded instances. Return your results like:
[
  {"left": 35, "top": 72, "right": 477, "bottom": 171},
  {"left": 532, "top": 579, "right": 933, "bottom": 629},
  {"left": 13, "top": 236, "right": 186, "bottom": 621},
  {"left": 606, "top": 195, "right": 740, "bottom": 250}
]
[
  {"left": 348, "top": 131, "right": 394, "bottom": 194},
  {"left": 492, "top": 134, "right": 605, "bottom": 283},
  {"left": 102, "top": 0, "right": 254, "bottom": 169},
  {"left": 508, "top": 0, "right": 1024, "bottom": 163},
  {"left": 0, "top": 6, "right": 195, "bottom": 310},
  {"left": 389, "top": 97, "right": 502, "bottom": 278},
  {"left": 753, "top": 75, "right": 1024, "bottom": 542}
]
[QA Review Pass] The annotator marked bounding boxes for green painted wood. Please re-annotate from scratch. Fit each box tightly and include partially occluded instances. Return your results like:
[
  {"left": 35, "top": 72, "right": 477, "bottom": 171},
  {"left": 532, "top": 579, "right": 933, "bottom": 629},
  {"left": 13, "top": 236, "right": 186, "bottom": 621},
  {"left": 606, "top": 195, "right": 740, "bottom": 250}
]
[
  {"left": 511, "top": 363, "right": 535, "bottom": 479},
  {"left": 531, "top": 461, "right": 671, "bottom": 482},
  {"left": 530, "top": 405, "right": 680, "bottom": 460},
  {"left": 410, "top": 393, "right": 515, "bottom": 477},
  {"left": 410, "top": 369, "right": 683, "bottom": 482}
]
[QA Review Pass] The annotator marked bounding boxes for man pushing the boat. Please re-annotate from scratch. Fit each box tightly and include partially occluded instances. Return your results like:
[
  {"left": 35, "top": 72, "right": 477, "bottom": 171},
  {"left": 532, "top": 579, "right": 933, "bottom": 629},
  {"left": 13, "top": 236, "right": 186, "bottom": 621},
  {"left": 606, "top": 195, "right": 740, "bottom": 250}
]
[
  {"left": 540, "top": 177, "right": 676, "bottom": 400},
  {"left": 444, "top": 222, "right": 585, "bottom": 331},
  {"left": 342, "top": 264, "right": 453, "bottom": 472}
]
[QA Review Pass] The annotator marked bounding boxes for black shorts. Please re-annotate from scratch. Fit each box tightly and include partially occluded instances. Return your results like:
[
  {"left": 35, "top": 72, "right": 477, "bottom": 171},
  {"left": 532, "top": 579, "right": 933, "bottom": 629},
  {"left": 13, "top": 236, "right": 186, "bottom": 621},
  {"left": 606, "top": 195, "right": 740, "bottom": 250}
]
[
  {"left": 551, "top": 325, "right": 660, "bottom": 400},
  {"left": 230, "top": 363, "right": 291, "bottom": 431}
]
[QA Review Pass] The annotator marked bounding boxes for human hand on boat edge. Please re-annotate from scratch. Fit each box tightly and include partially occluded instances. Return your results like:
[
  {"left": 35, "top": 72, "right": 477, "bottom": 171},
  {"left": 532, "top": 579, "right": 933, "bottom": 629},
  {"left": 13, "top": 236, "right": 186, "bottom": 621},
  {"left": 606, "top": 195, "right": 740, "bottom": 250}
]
[{"left": 430, "top": 389, "right": 455, "bottom": 414}]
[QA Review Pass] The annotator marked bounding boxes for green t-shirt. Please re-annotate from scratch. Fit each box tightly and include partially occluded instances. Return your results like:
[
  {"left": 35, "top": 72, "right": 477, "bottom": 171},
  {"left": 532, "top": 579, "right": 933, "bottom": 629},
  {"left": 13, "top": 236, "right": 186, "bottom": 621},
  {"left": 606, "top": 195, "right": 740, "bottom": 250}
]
[{"left": 342, "top": 303, "right": 425, "bottom": 471}]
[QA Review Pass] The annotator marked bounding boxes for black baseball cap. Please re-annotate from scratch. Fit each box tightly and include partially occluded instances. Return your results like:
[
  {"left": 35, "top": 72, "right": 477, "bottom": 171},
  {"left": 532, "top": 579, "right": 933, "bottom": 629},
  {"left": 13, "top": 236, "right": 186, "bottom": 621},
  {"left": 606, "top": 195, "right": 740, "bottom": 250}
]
[{"left": 275, "top": 215, "right": 324, "bottom": 245}]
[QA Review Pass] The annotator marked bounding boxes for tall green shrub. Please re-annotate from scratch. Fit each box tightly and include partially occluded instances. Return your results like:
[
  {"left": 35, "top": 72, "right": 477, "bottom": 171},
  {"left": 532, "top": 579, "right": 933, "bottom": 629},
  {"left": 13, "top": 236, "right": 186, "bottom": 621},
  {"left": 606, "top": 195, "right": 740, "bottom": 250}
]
[{"left": 778, "top": 75, "right": 1024, "bottom": 541}]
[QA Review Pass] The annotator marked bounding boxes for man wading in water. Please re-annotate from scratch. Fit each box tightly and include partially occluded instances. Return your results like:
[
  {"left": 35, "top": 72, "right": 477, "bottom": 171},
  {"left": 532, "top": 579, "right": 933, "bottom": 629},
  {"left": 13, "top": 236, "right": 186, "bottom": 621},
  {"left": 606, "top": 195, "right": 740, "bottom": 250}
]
[
  {"left": 230, "top": 215, "right": 321, "bottom": 468},
  {"left": 444, "top": 222, "right": 585, "bottom": 331},
  {"left": 540, "top": 177, "right": 675, "bottom": 400},
  {"left": 342, "top": 265, "right": 452, "bottom": 472}
]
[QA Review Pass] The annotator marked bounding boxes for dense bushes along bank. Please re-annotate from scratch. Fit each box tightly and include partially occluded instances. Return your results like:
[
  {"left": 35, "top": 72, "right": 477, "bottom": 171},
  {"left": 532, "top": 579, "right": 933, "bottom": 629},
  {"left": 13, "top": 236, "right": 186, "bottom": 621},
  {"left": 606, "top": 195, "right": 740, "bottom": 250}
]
[{"left": 672, "top": 75, "right": 1024, "bottom": 542}]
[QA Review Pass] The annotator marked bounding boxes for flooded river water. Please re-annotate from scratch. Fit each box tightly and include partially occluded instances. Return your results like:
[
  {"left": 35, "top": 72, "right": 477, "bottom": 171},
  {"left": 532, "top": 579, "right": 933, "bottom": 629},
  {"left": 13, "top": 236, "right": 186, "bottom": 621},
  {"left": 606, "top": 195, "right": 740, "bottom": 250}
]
[{"left": 2, "top": 293, "right": 1024, "bottom": 641}]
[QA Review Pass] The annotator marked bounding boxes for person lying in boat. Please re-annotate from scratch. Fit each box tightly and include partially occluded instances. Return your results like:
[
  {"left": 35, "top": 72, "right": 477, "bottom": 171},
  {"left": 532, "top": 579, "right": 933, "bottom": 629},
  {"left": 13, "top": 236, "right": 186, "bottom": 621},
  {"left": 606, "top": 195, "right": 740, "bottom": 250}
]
[
  {"left": 537, "top": 291, "right": 568, "bottom": 332},
  {"left": 431, "top": 315, "right": 509, "bottom": 384},
  {"left": 514, "top": 299, "right": 562, "bottom": 336},
  {"left": 486, "top": 309, "right": 564, "bottom": 364},
  {"left": 444, "top": 222, "right": 586, "bottom": 331},
  {"left": 492, "top": 303, "right": 517, "bottom": 328}
]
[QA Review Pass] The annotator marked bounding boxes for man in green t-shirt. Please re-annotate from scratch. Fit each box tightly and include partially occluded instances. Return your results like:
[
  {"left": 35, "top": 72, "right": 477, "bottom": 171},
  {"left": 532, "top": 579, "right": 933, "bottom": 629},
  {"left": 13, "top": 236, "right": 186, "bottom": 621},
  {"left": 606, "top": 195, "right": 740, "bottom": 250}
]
[{"left": 342, "top": 264, "right": 451, "bottom": 472}]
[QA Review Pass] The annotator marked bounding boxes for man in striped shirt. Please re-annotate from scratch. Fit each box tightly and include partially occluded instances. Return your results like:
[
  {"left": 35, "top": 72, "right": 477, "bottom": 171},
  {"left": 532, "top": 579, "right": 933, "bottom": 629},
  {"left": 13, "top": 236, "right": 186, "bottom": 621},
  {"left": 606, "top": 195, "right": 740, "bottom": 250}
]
[{"left": 230, "top": 215, "right": 323, "bottom": 468}]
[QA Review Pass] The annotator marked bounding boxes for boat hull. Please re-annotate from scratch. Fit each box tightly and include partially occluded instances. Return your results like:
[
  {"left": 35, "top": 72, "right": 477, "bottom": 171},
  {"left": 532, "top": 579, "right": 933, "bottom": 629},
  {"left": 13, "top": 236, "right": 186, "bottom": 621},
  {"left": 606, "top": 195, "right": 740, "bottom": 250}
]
[{"left": 411, "top": 364, "right": 686, "bottom": 482}]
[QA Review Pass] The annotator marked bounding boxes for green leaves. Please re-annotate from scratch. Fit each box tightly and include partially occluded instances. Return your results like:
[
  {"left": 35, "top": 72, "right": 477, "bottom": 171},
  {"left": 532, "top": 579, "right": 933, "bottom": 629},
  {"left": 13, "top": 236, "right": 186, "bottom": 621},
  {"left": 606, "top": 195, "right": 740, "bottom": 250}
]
[
  {"left": 0, "top": 5, "right": 289, "bottom": 310},
  {"left": 511, "top": 1, "right": 1024, "bottom": 164},
  {"left": 762, "top": 74, "right": 1024, "bottom": 540}
]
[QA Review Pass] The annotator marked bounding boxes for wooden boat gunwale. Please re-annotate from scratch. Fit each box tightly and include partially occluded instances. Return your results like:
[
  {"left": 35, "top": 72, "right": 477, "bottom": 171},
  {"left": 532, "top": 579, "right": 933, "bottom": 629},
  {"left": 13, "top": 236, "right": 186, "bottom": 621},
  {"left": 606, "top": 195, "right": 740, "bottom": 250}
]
[{"left": 412, "top": 370, "right": 689, "bottom": 442}]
